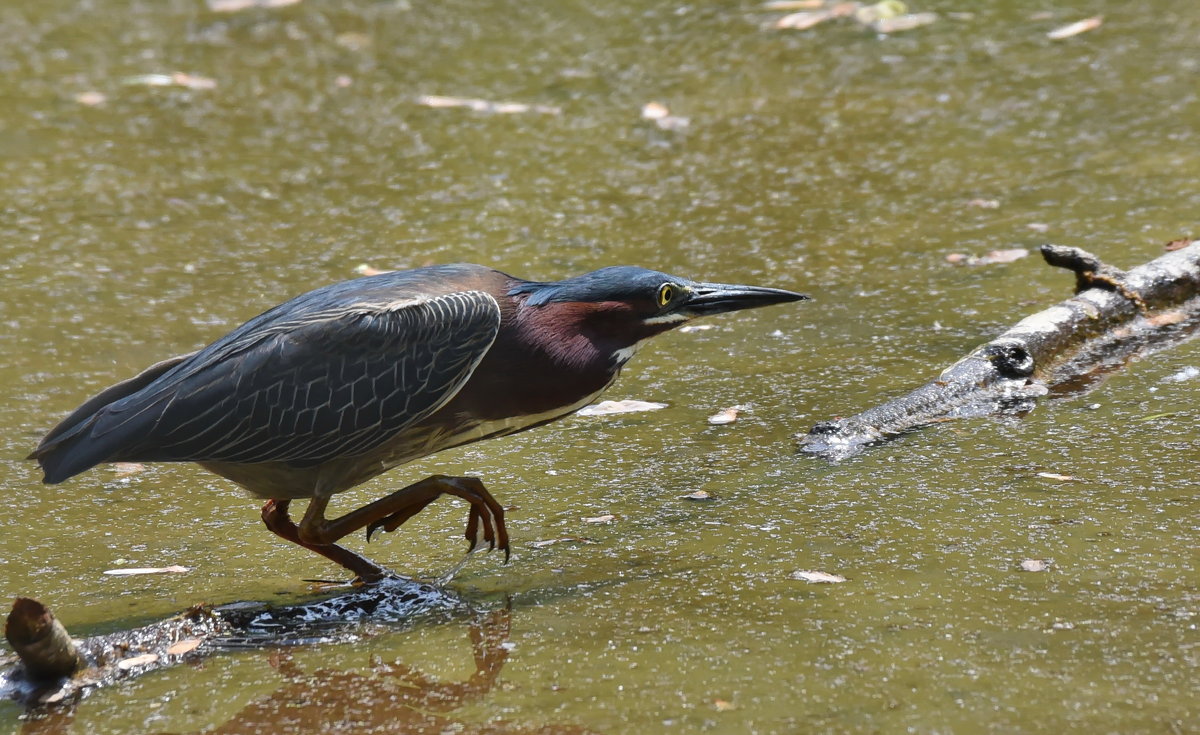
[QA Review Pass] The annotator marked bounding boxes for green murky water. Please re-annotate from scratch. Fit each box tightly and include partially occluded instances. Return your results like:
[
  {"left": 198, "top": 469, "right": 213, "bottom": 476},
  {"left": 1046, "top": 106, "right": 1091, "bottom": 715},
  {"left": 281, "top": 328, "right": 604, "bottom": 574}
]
[{"left": 2, "top": 0, "right": 1198, "bottom": 732}]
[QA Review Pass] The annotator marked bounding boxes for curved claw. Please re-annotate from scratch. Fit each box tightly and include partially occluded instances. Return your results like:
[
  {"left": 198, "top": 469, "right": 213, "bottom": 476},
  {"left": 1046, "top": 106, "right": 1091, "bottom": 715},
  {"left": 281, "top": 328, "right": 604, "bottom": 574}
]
[
  {"left": 462, "top": 489, "right": 509, "bottom": 562},
  {"left": 356, "top": 475, "right": 510, "bottom": 564}
]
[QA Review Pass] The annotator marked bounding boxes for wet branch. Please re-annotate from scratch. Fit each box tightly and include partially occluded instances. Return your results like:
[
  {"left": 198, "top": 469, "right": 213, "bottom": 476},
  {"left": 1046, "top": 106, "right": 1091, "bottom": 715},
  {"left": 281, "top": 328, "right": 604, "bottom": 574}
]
[
  {"left": 799, "top": 241, "right": 1200, "bottom": 460},
  {"left": 1, "top": 579, "right": 461, "bottom": 707}
]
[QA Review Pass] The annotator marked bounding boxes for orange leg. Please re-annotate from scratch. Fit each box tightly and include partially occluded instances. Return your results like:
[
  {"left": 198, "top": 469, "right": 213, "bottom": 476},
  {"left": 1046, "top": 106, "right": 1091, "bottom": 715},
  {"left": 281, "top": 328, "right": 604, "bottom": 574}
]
[
  {"left": 299, "top": 475, "right": 509, "bottom": 562},
  {"left": 261, "top": 499, "right": 391, "bottom": 582}
]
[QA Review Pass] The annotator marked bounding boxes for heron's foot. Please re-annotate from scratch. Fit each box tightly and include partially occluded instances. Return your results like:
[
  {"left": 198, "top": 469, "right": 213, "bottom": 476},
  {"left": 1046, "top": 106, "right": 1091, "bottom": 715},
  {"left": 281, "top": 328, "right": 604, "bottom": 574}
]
[
  {"left": 363, "top": 476, "right": 510, "bottom": 562},
  {"left": 262, "top": 499, "right": 395, "bottom": 584}
]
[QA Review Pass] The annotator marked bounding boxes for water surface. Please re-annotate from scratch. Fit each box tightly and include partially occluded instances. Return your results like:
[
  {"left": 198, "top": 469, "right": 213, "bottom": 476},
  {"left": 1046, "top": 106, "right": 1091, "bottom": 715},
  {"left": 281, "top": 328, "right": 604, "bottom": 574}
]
[{"left": 1, "top": 0, "right": 1197, "bottom": 732}]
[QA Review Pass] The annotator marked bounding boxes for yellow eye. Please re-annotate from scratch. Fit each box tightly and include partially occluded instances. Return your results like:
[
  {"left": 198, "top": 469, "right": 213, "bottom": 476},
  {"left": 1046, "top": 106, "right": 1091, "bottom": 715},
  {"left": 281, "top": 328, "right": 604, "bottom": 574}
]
[{"left": 657, "top": 284, "right": 675, "bottom": 307}]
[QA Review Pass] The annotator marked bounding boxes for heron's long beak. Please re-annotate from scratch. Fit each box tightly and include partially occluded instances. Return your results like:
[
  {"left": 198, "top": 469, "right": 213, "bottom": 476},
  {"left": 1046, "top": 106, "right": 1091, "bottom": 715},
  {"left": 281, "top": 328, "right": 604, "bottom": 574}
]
[{"left": 682, "top": 282, "right": 810, "bottom": 316}]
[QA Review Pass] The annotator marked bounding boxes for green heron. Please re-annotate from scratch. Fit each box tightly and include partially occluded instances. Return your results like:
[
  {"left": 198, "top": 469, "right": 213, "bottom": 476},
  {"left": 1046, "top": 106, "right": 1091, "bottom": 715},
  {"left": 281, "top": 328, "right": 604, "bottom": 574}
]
[{"left": 30, "top": 264, "right": 807, "bottom": 582}]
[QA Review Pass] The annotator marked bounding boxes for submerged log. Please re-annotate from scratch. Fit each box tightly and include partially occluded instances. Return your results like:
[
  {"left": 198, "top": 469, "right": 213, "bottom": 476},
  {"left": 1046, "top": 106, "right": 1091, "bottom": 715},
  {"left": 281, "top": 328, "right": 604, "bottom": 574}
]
[
  {"left": 800, "top": 241, "right": 1200, "bottom": 460},
  {"left": 0, "top": 577, "right": 461, "bottom": 707}
]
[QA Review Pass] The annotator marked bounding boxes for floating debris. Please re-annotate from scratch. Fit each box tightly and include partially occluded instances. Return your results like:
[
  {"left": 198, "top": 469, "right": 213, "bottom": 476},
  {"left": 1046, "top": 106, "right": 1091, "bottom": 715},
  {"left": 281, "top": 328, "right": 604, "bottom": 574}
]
[
  {"left": 640, "top": 101, "right": 690, "bottom": 131},
  {"left": 111, "top": 462, "right": 145, "bottom": 477},
  {"left": 713, "top": 699, "right": 738, "bottom": 712},
  {"left": 74, "top": 91, "right": 107, "bottom": 106},
  {"left": 334, "top": 32, "right": 371, "bottom": 51},
  {"left": 681, "top": 490, "right": 714, "bottom": 501},
  {"left": 871, "top": 11, "right": 937, "bottom": 33},
  {"left": 529, "top": 537, "right": 593, "bottom": 549},
  {"left": 582, "top": 514, "right": 616, "bottom": 525},
  {"left": 770, "top": 0, "right": 935, "bottom": 33},
  {"left": 707, "top": 406, "right": 744, "bottom": 425},
  {"left": 165, "top": 638, "right": 202, "bottom": 655},
  {"left": 1138, "top": 411, "right": 1179, "bottom": 423},
  {"left": 417, "top": 95, "right": 561, "bottom": 116},
  {"left": 641, "top": 102, "right": 669, "bottom": 120},
  {"left": 122, "top": 72, "right": 217, "bottom": 90},
  {"left": 1047, "top": 16, "right": 1102, "bottom": 40},
  {"left": 39, "top": 690, "right": 67, "bottom": 705},
  {"left": 116, "top": 653, "right": 159, "bottom": 670},
  {"left": 945, "top": 248, "right": 1029, "bottom": 266},
  {"left": 576, "top": 399, "right": 667, "bottom": 416},
  {"left": 1035, "top": 472, "right": 1077, "bottom": 482},
  {"left": 1165, "top": 238, "right": 1195, "bottom": 252},
  {"left": 763, "top": 0, "right": 824, "bottom": 9},
  {"left": 353, "top": 263, "right": 393, "bottom": 276},
  {"left": 207, "top": 0, "right": 301, "bottom": 11},
  {"left": 853, "top": 0, "right": 906, "bottom": 23},
  {"left": 791, "top": 570, "right": 846, "bottom": 583},
  {"left": 773, "top": 10, "right": 835, "bottom": 30},
  {"left": 1145, "top": 310, "right": 1188, "bottom": 327},
  {"left": 1019, "top": 559, "right": 1050, "bottom": 572},
  {"left": 103, "top": 565, "right": 190, "bottom": 576}
]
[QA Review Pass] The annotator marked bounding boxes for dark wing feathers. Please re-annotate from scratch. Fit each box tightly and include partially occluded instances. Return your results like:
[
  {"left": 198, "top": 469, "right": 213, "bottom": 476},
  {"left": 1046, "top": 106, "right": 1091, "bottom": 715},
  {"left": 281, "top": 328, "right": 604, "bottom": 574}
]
[
  {"left": 34, "top": 290, "right": 501, "bottom": 482},
  {"left": 29, "top": 351, "right": 197, "bottom": 455}
]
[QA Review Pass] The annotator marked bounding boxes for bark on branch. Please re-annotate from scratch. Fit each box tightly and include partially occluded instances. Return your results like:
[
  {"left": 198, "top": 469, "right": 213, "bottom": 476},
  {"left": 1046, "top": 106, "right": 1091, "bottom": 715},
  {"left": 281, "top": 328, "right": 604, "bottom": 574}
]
[
  {"left": 799, "top": 241, "right": 1200, "bottom": 460},
  {"left": 1, "top": 578, "right": 460, "bottom": 707}
]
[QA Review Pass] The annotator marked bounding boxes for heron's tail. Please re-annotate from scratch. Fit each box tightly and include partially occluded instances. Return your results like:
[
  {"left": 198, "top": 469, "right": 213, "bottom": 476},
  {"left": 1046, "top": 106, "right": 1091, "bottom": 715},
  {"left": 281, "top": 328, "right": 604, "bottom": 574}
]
[{"left": 29, "top": 353, "right": 193, "bottom": 484}]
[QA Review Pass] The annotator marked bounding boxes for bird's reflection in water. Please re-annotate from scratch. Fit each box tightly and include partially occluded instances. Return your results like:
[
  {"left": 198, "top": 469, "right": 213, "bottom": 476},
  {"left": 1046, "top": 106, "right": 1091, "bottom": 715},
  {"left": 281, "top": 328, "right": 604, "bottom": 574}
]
[
  {"left": 194, "top": 607, "right": 596, "bottom": 735},
  {"left": 20, "top": 608, "right": 598, "bottom": 735}
]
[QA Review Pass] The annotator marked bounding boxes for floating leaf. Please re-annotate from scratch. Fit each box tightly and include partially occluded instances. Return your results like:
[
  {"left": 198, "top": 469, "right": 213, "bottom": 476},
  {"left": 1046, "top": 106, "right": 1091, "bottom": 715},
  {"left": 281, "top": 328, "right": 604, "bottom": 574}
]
[
  {"left": 576, "top": 399, "right": 666, "bottom": 416},
  {"left": 529, "top": 537, "right": 593, "bottom": 549},
  {"left": 417, "top": 95, "right": 561, "bottom": 116},
  {"left": 116, "top": 653, "right": 159, "bottom": 670},
  {"left": 111, "top": 462, "right": 145, "bottom": 477},
  {"left": 335, "top": 32, "right": 371, "bottom": 51},
  {"left": 1035, "top": 472, "right": 1077, "bottom": 482},
  {"left": 1138, "top": 411, "right": 1179, "bottom": 423},
  {"left": 122, "top": 72, "right": 217, "bottom": 90},
  {"left": 354, "top": 263, "right": 392, "bottom": 276},
  {"left": 855, "top": 0, "right": 908, "bottom": 24},
  {"left": 707, "top": 406, "right": 743, "bottom": 425},
  {"left": 641, "top": 102, "right": 670, "bottom": 120},
  {"left": 773, "top": 10, "right": 833, "bottom": 30},
  {"left": 640, "top": 101, "right": 689, "bottom": 130},
  {"left": 166, "top": 638, "right": 202, "bottom": 655},
  {"left": 946, "top": 248, "right": 1029, "bottom": 266},
  {"left": 583, "top": 514, "right": 616, "bottom": 525},
  {"left": 1047, "top": 16, "right": 1102, "bottom": 40},
  {"left": 682, "top": 490, "right": 713, "bottom": 501},
  {"left": 207, "top": 0, "right": 301, "bottom": 11},
  {"left": 104, "top": 565, "right": 190, "bottom": 576},
  {"left": 763, "top": 0, "right": 823, "bottom": 9},
  {"left": 792, "top": 570, "right": 846, "bottom": 583},
  {"left": 1145, "top": 311, "right": 1188, "bottom": 328},
  {"left": 75, "top": 91, "right": 107, "bottom": 106},
  {"left": 871, "top": 12, "right": 937, "bottom": 33},
  {"left": 1020, "top": 559, "right": 1049, "bottom": 572},
  {"left": 39, "top": 690, "right": 67, "bottom": 705}
]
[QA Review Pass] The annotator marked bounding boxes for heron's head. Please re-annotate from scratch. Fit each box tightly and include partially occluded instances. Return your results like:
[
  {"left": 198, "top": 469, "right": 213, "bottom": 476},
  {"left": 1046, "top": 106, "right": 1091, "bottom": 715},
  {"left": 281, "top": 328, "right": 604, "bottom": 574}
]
[{"left": 510, "top": 266, "right": 809, "bottom": 366}]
